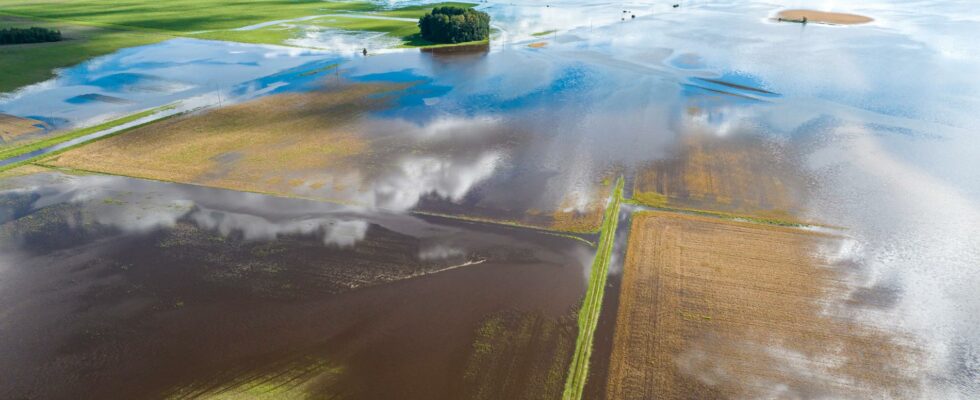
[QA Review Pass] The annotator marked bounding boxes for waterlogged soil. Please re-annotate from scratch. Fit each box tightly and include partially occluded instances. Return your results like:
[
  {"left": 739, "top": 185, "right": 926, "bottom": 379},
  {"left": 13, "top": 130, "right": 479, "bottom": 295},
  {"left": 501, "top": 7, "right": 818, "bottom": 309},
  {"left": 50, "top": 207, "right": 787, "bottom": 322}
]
[
  {"left": 0, "top": 113, "right": 48, "bottom": 145},
  {"left": 632, "top": 131, "right": 808, "bottom": 221},
  {"left": 606, "top": 212, "right": 921, "bottom": 400},
  {"left": 44, "top": 77, "right": 614, "bottom": 233},
  {"left": 0, "top": 171, "right": 589, "bottom": 400}
]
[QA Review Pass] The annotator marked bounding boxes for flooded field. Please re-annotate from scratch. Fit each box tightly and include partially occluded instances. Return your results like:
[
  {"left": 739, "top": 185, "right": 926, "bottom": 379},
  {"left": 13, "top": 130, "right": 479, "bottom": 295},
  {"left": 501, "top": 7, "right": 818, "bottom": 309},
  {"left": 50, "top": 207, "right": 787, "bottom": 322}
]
[
  {"left": 1, "top": 0, "right": 979, "bottom": 398},
  {"left": 0, "top": 170, "right": 588, "bottom": 399}
]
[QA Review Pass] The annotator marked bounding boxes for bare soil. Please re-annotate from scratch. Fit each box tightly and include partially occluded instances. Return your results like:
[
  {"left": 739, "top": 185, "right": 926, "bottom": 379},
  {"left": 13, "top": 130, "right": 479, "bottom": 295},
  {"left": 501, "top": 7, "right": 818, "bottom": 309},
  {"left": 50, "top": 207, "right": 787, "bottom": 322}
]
[{"left": 777, "top": 9, "right": 873, "bottom": 25}]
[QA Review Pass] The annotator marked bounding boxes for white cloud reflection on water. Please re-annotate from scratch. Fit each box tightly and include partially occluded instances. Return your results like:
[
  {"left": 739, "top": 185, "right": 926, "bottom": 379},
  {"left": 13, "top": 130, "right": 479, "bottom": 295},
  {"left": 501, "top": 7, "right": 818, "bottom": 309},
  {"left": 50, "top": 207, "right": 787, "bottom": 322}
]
[
  {"left": 807, "top": 125, "right": 980, "bottom": 397},
  {"left": 1, "top": 175, "right": 374, "bottom": 248}
]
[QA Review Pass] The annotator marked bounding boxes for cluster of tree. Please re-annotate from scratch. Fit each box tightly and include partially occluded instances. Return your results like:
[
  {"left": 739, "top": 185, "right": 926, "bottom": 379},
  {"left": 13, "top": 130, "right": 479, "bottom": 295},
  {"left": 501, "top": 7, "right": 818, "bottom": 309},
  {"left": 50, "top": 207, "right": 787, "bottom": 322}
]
[
  {"left": 418, "top": 6, "right": 490, "bottom": 44},
  {"left": 0, "top": 26, "right": 62, "bottom": 45}
]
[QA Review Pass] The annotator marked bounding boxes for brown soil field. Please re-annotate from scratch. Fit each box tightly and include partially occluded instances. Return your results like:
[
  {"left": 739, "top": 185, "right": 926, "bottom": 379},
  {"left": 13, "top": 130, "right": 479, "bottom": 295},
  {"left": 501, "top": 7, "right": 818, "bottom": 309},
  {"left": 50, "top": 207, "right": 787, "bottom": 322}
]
[
  {"left": 777, "top": 9, "right": 874, "bottom": 25},
  {"left": 605, "top": 212, "right": 920, "bottom": 400},
  {"left": 0, "top": 113, "right": 47, "bottom": 144},
  {"left": 528, "top": 41, "right": 548, "bottom": 48},
  {"left": 633, "top": 133, "right": 805, "bottom": 221}
]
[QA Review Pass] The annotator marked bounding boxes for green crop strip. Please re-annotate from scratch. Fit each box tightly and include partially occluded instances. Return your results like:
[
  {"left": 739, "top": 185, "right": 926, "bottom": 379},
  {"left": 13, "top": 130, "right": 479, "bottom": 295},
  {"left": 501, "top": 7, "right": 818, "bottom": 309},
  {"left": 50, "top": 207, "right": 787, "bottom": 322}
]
[{"left": 562, "top": 176, "right": 623, "bottom": 400}]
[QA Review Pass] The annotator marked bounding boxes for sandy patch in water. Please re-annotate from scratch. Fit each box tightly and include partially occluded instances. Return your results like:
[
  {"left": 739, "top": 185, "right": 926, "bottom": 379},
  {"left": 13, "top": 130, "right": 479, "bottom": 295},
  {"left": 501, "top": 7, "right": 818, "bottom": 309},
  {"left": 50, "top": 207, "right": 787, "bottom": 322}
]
[{"left": 776, "top": 9, "right": 873, "bottom": 25}]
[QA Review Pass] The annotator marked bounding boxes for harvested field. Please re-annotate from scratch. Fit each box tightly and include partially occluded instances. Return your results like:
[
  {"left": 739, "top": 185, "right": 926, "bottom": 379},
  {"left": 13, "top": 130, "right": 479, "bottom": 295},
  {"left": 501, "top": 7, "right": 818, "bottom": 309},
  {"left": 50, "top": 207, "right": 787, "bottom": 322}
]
[
  {"left": 0, "top": 113, "right": 47, "bottom": 144},
  {"left": 776, "top": 9, "right": 873, "bottom": 25},
  {"left": 633, "top": 133, "right": 805, "bottom": 222},
  {"left": 606, "top": 212, "right": 920, "bottom": 400}
]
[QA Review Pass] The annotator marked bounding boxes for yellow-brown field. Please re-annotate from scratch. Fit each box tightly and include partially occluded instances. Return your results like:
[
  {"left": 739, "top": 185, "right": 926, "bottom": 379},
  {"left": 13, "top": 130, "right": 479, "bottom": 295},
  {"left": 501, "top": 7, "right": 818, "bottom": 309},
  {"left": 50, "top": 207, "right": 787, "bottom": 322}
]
[
  {"left": 606, "top": 212, "right": 918, "bottom": 400},
  {"left": 0, "top": 113, "right": 47, "bottom": 144},
  {"left": 43, "top": 83, "right": 395, "bottom": 196},
  {"left": 633, "top": 133, "right": 804, "bottom": 222}
]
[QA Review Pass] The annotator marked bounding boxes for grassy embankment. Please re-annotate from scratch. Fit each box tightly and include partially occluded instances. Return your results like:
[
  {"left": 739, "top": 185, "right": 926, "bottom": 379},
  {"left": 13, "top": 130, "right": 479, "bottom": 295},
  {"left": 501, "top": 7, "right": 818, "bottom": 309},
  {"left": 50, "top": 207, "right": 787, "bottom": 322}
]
[
  {"left": 0, "top": 104, "right": 174, "bottom": 160},
  {"left": 0, "top": 105, "right": 177, "bottom": 173},
  {"left": 562, "top": 176, "right": 623, "bottom": 400},
  {"left": 0, "top": 1, "right": 477, "bottom": 92}
]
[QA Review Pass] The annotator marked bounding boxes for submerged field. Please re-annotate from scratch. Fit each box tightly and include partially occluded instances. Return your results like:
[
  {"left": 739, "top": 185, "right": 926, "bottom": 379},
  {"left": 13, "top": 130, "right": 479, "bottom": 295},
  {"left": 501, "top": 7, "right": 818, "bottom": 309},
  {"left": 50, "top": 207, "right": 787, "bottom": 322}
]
[
  {"left": 606, "top": 212, "right": 920, "bottom": 399},
  {"left": 632, "top": 132, "right": 807, "bottom": 224},
  {"left": 0, "top": 170, "right": 587, "bottom": 399},
  {"left": 41, "top": 77, "right": 612, "bottom": 232}
]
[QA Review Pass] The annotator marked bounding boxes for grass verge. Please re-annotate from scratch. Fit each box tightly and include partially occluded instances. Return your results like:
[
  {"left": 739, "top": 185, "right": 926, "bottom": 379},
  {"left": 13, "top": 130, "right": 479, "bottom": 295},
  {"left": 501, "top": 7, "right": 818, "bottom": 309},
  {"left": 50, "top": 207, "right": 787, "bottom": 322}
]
[
  {"left": 0, "top": 104, "right": 176, "bottom": 161},
  {"left": 622, "top": 197, "right": 834, "bottom": 229},
  {"left": 562, "top": 176, "right": 623, "bottom": 400}
]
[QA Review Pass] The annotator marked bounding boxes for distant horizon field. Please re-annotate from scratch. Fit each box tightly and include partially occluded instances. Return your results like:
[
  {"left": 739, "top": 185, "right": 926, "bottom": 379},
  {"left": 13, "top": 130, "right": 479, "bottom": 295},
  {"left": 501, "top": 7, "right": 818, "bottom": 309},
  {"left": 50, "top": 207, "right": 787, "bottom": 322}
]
[{"left": 0, "top": 1, "right": 477, "bottom": 92}]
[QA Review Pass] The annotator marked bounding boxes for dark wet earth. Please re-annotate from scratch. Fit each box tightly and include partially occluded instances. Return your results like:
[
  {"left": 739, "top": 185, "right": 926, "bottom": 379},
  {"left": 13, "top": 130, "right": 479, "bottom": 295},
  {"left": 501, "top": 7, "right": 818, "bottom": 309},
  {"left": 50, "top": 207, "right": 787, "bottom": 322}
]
[{"left": 0, "top": 174, "right": 587, "bottom": 399}]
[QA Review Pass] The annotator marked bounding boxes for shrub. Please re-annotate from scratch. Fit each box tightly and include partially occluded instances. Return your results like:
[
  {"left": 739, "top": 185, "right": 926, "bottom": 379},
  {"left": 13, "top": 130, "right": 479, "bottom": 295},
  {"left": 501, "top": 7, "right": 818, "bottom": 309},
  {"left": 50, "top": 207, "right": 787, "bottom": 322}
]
[
  {"left": 418, "top": 6, "right": 490, "bottom": 44},
  {"left": 0, "top": 26, "right": 62, "bottom": 45}
]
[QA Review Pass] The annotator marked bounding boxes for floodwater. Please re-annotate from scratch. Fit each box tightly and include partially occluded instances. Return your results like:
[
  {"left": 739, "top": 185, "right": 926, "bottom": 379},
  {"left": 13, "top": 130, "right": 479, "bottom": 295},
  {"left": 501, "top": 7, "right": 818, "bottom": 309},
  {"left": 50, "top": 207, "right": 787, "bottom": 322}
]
[
  {"left": 0, "top": 39, "right": 342, "bottom": 130},
  {"left": 0, "top": 172, "right": 589, "bottom": 399},
  {"left": 1, "top": 0, "right": 980, "bottom": 398}
]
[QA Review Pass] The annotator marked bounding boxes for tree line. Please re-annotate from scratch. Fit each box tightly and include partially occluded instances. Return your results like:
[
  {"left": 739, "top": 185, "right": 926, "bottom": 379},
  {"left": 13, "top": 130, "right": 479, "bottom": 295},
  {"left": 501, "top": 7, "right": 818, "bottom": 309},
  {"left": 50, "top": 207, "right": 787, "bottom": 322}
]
[
  {"left": 0, "top": 27, "right": 62, "bottom": 45},
  {"left": 418, "top": 6, "right": 490, "bottom": 44}
]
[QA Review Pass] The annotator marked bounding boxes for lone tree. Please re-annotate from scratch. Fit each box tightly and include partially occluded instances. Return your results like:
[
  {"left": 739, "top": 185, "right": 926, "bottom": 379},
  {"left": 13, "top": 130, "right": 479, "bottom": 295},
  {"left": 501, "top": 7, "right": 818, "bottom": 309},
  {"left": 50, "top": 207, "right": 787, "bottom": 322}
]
[{"left": 418, "top": 6, "right": 490, "bottom": 44}]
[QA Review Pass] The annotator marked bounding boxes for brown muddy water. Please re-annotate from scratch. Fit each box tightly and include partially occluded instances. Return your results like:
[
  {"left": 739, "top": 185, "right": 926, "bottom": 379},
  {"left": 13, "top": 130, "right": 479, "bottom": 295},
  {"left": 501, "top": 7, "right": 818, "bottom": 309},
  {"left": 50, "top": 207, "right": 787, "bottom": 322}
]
[{"left": 0, "top": 171, "right": 590, "bottom": 399}]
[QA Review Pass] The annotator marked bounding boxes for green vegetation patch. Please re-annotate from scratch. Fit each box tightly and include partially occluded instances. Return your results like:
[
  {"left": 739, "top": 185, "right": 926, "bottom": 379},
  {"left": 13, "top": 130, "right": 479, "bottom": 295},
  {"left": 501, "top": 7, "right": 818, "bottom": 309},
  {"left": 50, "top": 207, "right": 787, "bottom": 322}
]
[
  {"left": 0, "top": 26, "right": 61, "bottom": 45},
  {"left": 313, "top": 15, "right": 420, "bottom": 38},
  {"left": 0, "top": 0, "right": 379, "bottom": 32},
  {"left": 418, "top": 6, "right": 490, "bottom": 44},
  {"left": 376, "top": 2, "right": 477, "bottom": 19},
  {"left": 562, "top": 177, "right": 624, "bottom": 400},
  {"left": 531, "top": 29, "right": 557, "bottom": 37}
]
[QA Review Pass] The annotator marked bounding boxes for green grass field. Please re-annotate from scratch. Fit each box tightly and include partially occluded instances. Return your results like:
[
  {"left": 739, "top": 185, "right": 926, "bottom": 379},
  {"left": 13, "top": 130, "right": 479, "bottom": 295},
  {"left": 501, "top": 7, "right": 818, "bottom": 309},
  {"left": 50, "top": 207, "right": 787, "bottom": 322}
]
[
  {"left": 0, "top": 0, "right": 379, "bottom": 32},
  {"left": 0, "top": 16, "right": 166, "bottom": 92},
  {"left": 0, "top": 1, "right": 476, "bottom": 92},
  {"left": 562, "top": 177, "right": 624, "bottom": 400}
]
